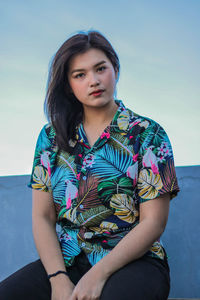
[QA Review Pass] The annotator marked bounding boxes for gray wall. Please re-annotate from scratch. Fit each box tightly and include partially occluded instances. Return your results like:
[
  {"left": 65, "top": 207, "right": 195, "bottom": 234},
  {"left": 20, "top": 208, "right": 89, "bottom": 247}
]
[{"left": 0, "top": 166, "right": 200, "bottom": 298}]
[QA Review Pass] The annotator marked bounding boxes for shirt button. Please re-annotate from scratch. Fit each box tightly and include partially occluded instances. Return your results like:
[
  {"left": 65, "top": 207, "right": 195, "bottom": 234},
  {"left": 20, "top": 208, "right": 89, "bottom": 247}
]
[
  {"left": 81, "top": 242, "right": 86, "bottom": 247},
  {"left": 80, "top": 204, "right": 84, "bottom": 209},
  {"left": 83, "top": 176, "right": 87, "bottom": 180}
]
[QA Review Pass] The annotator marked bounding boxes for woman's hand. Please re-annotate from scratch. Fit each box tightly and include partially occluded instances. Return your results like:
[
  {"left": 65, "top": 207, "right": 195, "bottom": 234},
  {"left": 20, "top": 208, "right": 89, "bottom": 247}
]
[
  {"left": 69, "top": 266, "right": 109, "bottom": 300},
  {"left": 51, "top": 275, "right": 75, "bottom": 300}
]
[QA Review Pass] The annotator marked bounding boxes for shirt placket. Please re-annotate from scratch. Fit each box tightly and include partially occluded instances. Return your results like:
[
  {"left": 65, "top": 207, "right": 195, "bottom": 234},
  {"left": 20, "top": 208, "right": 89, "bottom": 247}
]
[{"left": 76, "top": 124, "right": 111, "bottom": 177}]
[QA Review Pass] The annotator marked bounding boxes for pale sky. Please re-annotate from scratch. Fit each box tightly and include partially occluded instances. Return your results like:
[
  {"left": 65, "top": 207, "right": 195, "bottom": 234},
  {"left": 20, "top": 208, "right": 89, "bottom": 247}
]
[{"left": 0, "top": 0, "right": 199, "bottom": 176}]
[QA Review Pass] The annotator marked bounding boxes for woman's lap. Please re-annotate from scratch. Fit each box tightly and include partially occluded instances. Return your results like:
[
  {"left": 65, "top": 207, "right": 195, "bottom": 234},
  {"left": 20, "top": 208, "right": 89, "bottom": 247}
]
[
  {"left": 0, "top": 253, "right": 170, "bottom": 300},
  {"left": 0, "top": 259, "right": 51, "bottom": 300},
  {"left": 100, "top": 255, "right": 170, "bottom": 300}
]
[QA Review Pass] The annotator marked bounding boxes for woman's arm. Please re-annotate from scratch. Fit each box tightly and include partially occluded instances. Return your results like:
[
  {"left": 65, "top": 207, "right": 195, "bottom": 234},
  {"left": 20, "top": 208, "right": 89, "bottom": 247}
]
[
  {"left": 70, "top": 193, "right": 170, "bottom": 300},
  {"left": 95, "top": 193, "right": 170, "bottom": 276},
  {"left": 32, "top": 189, "right": 75, "bottom": 299}
]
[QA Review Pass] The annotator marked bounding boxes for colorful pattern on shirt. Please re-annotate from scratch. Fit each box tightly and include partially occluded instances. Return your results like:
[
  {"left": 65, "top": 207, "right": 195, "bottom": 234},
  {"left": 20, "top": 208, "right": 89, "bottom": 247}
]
[{"left": 28, "top": 100, "right": 179, "bottom": 267}]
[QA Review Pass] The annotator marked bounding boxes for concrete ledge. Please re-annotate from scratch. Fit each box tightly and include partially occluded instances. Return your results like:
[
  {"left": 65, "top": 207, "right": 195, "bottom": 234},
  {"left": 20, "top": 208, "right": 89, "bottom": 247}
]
[{"left": 0, "top": 166, "right": 200, "bottom": 298}]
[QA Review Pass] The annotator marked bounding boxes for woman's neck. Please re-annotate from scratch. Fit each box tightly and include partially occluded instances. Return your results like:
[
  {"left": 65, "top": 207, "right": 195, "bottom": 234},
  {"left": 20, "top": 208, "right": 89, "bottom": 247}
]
[{"left": 82, "top": 100, "right": 118, "bottom": 129}]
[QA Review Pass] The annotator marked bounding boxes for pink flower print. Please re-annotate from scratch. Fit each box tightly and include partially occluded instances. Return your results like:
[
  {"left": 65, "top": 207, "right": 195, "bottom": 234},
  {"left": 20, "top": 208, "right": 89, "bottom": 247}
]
[
  {"left": 164, "top": 146, "right": 172, "bottom": 157},
  {"left": 83, "top": 158, "right": 87, "bottom": 166},
  {"left": 61, "top": 232, "right": 72, "bottom": 241},
  {"left": 83, "top": 155, "right": 95, "bottom": 168},
  {"left": 142, "top": 147, "right": 159, "bottom": 175},
  {"left": 133, "top": 153, "right": 139, "bottom": 162},
  {"left": 157, "top": 146, "right": 165, "bottom": 156},
  {"left": 129, "top": 136, "right": 133, "bottom": 139},
  {"left": 126, "top": 161, "right": 138, "bottom": 186},
  {"left": 157, "top": 142, "right": 172, "bottom": 158},
  {"left": 151, "top": 163, "right": 159, "bottom": 175},
  {"left": 65, "top": 180, "right": 78, "bottom": 209},
  {"left": 106, "top": 132, "right": 110, "bottom": 139},
  {"left": 76, "top": 173, "right": 81, "bottom": 180},
  {"left": 40, "top": 151, "right": 51, "bottom": 176},
  {"left": 129, "top": 118, "right": 142, "bottom": 129},
  {"left": 100, "top": 132, "right": 110, "bottom": 139},
  {"left": 78, "top": 154, "right": 83, "bottom": 158},
  {"left": 158, "top": 156, "right": 165, "bottom": 163},
  {"left": 102, "top": 240, "right": 108, "bottom": 243},
  {"left": 100, "top": 132, "right": 106, "bottom": 139}
]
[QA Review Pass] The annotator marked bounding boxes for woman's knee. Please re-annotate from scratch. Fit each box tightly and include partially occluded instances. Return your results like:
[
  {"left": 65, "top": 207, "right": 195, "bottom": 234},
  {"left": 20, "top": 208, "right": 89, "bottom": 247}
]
[
  {"left": 0, "top": 260, "right": 51, "bottom": 300},
  {"left": 100, "top": 256, "right": 170, "bottom": 300}
]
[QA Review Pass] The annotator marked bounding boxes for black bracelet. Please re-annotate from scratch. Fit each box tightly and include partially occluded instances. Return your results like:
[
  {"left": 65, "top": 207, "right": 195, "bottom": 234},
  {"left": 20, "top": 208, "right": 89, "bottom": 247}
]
[{"left": 47, "top": 270, "right": 68, "bottom": 280}]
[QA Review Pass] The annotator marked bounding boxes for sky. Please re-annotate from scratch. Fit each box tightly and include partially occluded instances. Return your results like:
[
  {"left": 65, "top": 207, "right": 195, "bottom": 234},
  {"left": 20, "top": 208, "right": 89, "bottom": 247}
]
[{"left": 0, "top": 0, "right": 199, "bottom": 176}]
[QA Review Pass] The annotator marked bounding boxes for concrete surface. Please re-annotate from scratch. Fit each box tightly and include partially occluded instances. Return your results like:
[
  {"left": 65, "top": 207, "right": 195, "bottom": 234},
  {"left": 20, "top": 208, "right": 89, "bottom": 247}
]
[{"left": 0, "top": 165, "right": 200, "bottom": 298}]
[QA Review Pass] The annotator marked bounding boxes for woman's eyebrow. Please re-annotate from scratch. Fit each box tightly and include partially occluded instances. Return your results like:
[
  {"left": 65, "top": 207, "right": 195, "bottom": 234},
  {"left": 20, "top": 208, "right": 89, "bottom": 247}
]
[{"left": 71, "top": 60, "right": 106, "bottom": 75}]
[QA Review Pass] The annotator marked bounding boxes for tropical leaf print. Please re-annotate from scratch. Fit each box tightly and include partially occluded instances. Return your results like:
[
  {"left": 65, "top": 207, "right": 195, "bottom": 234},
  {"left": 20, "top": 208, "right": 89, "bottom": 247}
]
[
  {"left": 110, "top": 133, "right": 134, "bottom": 155},
  {"left": 98, "top": 177, "right": 133, "bottom": 202},
  {"left": 149, "top": 241, "right": 165, "bottom": 259},
  {"left": 28, "top": 100, "right": 179, "bottom": 268},
  {"left": 139, "top": 124, "right": 155, "bottom": 151},
  {"left": 32, "top": 165, "right": 51, "bottom": 191},
  {"left": 87, "top": 248, "right": 110, "bottom": 265},
  {"left": 90, "top": 221, "right": 119, "bottom": 234},
  {"left": 139, "top": 120, "right": 149, "bottom": 129},
  {"left": 100, "top": 221, "right": 119, "bottom": 230},
  {"left": 91, "top": 144, "right": 133, "bottom": 180},
  {"left": 60, "top": 233, "right": 81, "bottom": 258},
  {"left": 56, "top": 150, "right": 77, "bottom": 177},
  {"left": 76, "top": 205, "right": 112, "bottom": 227},
  {"left": 62, "top": 206, "right": 78, "bottom": 224},
  {"left": 45, "top": 123, "right": 56, "bottom": 140},
  {"left": 36, "top": 125, "right": 52, "bottom": 150},
  {"left": 65, "top": 180, "right": 78, "bottom": 209},
  {"left": 117, "top": 110, "right": 130, "bottom": 130},
  {"left": 159, "top": 159, "right": 179, "bottom": 195},
  {"left": 51, "top": 167, "right": 74, "bottom": 203},
  {"left": 110, "top": 132, "right": 130, "bottom": 146},
  {"left": 153, "top": 125, "right": 168, "bottom": 147},
  {"left": 77, "top": 239, "right": 109, "bottom": 257},
  {"left": 142, "top": 148, "right": 159, "bottom": 175},
  {"left": 126, "top": 161, "right": 138, "bottom": 185},
  {"left": 110, "top": 194, "right": 139, "bottom": 223},
  {"left": 137, "top": 169, "right": 163, "bottom": 199},
  {"left": 59, "top": 229, "right": 81, "bottom": 266},
  {"left": 76, "top": 171, "right": 101, "bottom": 210}
]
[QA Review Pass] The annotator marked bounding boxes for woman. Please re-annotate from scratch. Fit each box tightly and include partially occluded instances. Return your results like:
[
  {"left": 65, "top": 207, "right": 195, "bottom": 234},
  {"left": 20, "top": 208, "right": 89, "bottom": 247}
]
[{"left": 0, "top": 30, "right": 179, "bottom": 300}]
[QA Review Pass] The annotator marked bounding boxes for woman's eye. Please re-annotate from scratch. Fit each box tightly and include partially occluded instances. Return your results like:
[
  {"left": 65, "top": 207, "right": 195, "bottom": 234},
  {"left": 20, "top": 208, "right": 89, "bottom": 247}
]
[
  {"left": 75, "top": 73, "right": 84, "bottom": 78},
  {"left": 97, "top": 66, "right": 106, "bottom": 72}
]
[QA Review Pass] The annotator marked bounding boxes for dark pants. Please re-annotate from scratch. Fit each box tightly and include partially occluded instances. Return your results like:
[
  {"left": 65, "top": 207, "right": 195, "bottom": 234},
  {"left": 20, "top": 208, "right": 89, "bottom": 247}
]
[{"left": 0, "top": 252, "right": 170, "bottom": 300}]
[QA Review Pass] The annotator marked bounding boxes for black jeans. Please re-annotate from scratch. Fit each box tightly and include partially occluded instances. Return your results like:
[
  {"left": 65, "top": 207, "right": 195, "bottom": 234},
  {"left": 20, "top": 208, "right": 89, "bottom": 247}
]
[{"left": 0, "top": 252, "right": 170, "bottom": 300}]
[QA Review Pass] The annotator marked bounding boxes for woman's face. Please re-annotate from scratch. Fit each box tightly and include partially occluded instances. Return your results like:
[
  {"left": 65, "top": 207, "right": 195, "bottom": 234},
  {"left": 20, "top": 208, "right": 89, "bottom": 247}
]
[{"left": 67, "top": 48, "right": 118, "bottom": 109}]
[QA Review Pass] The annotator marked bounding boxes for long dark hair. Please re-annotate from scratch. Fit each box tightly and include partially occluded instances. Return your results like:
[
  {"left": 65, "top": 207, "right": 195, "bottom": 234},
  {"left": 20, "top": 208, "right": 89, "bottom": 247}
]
[{"left": 44, "top": 30, "right": 120, "bottom": 153}]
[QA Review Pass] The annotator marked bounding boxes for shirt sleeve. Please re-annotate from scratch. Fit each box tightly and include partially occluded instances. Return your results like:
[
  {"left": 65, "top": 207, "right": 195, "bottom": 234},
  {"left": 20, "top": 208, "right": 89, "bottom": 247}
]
[
  {"left": 27, "top": 124, "right": 53, "bottom": 192},
  {"left": 136, "top": 121, "right": 180, "bottom": 203}
]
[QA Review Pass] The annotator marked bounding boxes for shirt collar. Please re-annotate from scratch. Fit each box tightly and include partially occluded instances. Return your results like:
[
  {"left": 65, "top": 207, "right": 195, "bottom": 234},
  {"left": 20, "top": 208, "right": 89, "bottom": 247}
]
[
  {"left": 76, "top": 99, "right": 131, "bottom": 147},
  {"left": 109, "top": 99, "right": 130, "bottom": 134}
]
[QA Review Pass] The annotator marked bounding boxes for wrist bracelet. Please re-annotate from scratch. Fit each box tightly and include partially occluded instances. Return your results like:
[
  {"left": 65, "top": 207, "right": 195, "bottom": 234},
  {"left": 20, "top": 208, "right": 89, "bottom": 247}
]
[{"left": 47, "top": 270, "right": 68, "bottom": 280}]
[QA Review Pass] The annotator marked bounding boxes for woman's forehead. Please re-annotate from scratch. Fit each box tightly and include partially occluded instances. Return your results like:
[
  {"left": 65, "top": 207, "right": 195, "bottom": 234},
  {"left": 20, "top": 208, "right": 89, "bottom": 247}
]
[{"left": 68, "top": 48, "right": 110, "bottom": 71}]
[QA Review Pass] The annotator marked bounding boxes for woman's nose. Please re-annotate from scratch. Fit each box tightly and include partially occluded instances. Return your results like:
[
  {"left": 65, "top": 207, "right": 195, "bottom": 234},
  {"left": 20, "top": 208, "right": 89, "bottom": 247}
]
[{"left": 89, "top": 73, "right": 100, "bottom": 87}]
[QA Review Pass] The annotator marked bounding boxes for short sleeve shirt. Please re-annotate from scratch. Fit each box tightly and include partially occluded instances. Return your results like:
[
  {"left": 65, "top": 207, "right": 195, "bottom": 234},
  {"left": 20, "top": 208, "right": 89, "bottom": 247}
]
[{"left": 28, "top": 99, "right": 180, "bottom": 267}]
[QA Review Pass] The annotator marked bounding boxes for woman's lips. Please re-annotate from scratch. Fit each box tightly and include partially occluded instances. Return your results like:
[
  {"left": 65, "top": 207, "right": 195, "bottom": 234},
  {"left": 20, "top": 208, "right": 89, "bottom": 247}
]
[{"left": 90, "top": 90, "right": 104, "bottom": 96}]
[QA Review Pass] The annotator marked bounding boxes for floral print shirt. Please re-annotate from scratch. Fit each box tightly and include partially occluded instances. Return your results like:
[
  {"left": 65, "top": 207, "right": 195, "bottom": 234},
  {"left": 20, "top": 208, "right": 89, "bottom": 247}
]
[{"left": 27, "top": 99, "right": 179, "bottom": 267}]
